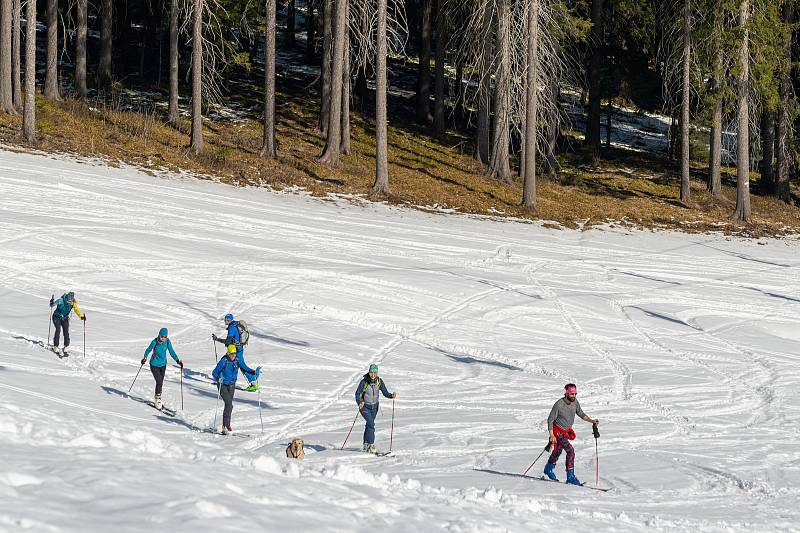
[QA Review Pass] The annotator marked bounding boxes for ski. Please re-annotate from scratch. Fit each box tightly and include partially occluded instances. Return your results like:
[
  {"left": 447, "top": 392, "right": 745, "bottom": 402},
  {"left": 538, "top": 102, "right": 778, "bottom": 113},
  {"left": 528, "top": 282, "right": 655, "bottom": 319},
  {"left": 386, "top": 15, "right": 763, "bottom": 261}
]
[
  {"left": 145, "top": 401, "right": 176, "bottom": 417},
  {"left": 533, "top": 476, "right": 611, "bottom": 492},
  {"left": 200, "top": 428, "right": 251, "bottom": 438}
]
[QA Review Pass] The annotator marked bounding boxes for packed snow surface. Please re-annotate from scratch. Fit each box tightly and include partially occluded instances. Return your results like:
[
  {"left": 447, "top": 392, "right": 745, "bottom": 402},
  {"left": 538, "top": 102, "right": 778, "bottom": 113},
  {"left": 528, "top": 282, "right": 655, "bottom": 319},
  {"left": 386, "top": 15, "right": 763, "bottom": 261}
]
[{"left": 1, "top": 149, "right": 799, "bottom": 533}]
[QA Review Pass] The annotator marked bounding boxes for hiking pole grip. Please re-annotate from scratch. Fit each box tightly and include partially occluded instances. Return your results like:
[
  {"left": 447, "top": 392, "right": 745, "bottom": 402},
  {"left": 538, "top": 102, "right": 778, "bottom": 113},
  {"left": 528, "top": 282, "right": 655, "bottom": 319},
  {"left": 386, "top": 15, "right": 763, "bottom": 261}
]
[
  {"left": 592, "top": 423, "right": 600, "bottom": 439},
  {"left": 341, "top": 408, "right": 360, "bottom": 450},
  {"left": 128, "top": 362, "right": 145, "bottom": 393}
]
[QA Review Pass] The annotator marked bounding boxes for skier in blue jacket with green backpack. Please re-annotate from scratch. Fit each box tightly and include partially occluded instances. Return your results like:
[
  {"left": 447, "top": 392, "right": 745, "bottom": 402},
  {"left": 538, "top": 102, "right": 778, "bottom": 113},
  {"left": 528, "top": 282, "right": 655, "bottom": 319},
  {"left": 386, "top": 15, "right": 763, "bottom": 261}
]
[
  {"left": 212, "top": 313, "right": 260, "bottom": 391},
  {"left": 141, "top": 328, "right": 184, "bottom": 411}
]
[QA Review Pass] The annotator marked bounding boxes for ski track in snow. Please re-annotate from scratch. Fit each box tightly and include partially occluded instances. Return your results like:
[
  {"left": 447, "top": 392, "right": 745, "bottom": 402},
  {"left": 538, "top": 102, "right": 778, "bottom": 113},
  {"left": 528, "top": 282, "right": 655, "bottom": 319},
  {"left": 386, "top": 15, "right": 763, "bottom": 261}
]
[{"left": 1, "top": 149, "right": 800, "bottom": 532}]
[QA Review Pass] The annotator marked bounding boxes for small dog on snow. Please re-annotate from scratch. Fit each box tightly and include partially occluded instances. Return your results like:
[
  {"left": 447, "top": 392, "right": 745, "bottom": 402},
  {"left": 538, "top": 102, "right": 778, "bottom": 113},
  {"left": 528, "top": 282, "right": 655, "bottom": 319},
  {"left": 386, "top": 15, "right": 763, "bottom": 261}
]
[{"left": 286, "top": 438, "right": 305, "bottom": 459}]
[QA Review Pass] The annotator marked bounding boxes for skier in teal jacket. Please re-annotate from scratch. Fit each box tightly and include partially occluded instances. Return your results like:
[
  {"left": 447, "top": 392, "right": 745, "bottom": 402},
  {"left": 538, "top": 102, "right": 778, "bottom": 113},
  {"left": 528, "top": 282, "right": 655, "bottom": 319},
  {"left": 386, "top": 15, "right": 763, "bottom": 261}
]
[{"left": 141, "top": 328, "right": 183, "bottom": 411}]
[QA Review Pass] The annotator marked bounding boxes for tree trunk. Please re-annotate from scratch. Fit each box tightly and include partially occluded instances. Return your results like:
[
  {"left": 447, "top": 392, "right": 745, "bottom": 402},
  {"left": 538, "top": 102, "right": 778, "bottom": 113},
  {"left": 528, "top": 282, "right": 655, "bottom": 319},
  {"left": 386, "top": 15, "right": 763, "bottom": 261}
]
[
  {"left": 487, "top": 0, "right": 511, "bottom": 183},
  {"left": 757, "top": 110, "right": 775, "bottom": 192},
  {"left": 11, "top": 0, "right": 21, "bottom": 109},
  {"left": 97, "top": 0, "right": 113, "bottom": 89},
  {"left": 0, "top": 0, "right": 14, "bottom": 113},
  {"left": 341, "top": 7, "right": 351, "bottom": 155},
  {"left": 44, "top": 0, "right": 60, "bottom": 100},
  {"left": 190, "top": 0, "right": 204, "bottom": 155},
  {"left": 522, "top": 0, "right": 540, "bottom": 212},
  {"left": 306, "top": 0, "right": 315, "bottom": 61},
  {"left": 433, "top": 0, "right": 446, "bottom": 134},
  {"left": 545, "top": 77, "right": 558, "bottom": 180},
  {"left": 679, "top": 0, "right": 691, "bottom": 205},
  {"left": 373, "top": 0, "right": 389, "bottom": 193},
  {"left": 261, "top": 0, "right": 277, "bottom": 158},
  {"left": 474, "top": 4, "right": 492, "bottom": 164},
  {"left": 585, "top": 0, "right": 604, "bottom": 153},
  {"left": 318, "top": 0, "right": 333, "bottom": 133},
  {"left": 318, "top": 0, "right": 346, "bottom": 164},
  {"left": 417, "top": 0, "right": 431, "bottom": 125},
  {"left": 732, "top": 0, "right": 751, "bottom": 222},
  {"left": 22, "top": 0, "right": 35, "bottom": 141},
  {"left": 774, "top": 0, "right": 793, "bottom": 202},
  {"left": 707, "top": 1, "right": 723, "bottom": 198},
  {"left": 75, "top": 0, "right": 88, "bottom": 98},
  {"left": 168, "top": 0, "right": 180, "bottom": 123},
  {"left": 287, "top": 0, "right": 296, "bottom": 46}
]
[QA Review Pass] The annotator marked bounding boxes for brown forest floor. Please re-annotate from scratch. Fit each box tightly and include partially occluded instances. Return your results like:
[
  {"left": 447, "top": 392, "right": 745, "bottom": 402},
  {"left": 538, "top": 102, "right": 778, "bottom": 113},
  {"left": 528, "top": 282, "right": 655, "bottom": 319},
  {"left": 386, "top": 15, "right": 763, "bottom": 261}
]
[{"left": 0, "top": 70, "right": 798, "bottom": 238}]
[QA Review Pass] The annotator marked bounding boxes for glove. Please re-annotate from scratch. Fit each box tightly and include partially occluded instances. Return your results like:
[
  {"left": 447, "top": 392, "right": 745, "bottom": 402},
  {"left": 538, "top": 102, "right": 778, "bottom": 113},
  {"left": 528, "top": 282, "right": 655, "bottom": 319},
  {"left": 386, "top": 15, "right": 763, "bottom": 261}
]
[
  {"left": 177, "top": 360, "right": 184, "bottom": 368},
  {"left": 392, "top": 392, "right": 397, "bottom": 399},
  {"left": 141, "top": 358, "right": 147, "bottom": 365},
  {"left": 49, "top": 295, "right": 54, "bottom": 306},
  {"left": 358, "top": 402, "right": 365, "bottom": 411},
  {"left": 212, "top": 334, "right": 218, "bottom": 341},
  {"left": 81, "top": 314, "right": 87, "bottom": 322}
]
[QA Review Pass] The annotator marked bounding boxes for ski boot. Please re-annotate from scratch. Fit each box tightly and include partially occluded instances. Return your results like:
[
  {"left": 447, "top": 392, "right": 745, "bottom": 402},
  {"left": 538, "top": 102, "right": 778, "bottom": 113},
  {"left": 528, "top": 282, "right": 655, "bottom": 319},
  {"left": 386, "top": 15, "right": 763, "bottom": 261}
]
[
  {"left": 221, "top": 427, "right": 229, "bottom": 435},
  {"left": 155, "top": 394, "right": 163, "bottom": 411},
  {"left": 226, "top": 425, "right": 233, "bottom": 435},
  {"left": 367, "top": 444, "right": 378, "bottom": 455},
  {"left": 566, "top": 469, "right": 582, "bottom": 486},
  {"left": 244, "top": 382, "right": 259, "bottom": 392},
  {"left": 62, "top": 346, "right": 70, "bottom": 356},
  {"left": 543, "top": 462, "right": 558, "bottom": 481},
  {"left": 361, "top": 443, "right": 370, "bottom": 453},
  {"left": 52, "top": 346, "right": 62, "bottom": 356}
]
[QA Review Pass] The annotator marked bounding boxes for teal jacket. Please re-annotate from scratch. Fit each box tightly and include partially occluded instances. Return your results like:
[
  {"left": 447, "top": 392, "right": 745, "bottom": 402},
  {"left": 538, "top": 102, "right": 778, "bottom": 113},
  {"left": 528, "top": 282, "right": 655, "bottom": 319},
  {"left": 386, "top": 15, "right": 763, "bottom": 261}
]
[{"left": 143, "top": 338, "right": 180, "bottom": 368}]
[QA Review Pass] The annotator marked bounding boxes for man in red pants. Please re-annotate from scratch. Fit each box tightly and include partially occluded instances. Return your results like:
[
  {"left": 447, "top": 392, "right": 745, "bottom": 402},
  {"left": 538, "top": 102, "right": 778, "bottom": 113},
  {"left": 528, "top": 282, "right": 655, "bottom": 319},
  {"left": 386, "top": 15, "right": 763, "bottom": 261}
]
[{"left": 544, "top": 383, "right": 599, "bottom": 485}]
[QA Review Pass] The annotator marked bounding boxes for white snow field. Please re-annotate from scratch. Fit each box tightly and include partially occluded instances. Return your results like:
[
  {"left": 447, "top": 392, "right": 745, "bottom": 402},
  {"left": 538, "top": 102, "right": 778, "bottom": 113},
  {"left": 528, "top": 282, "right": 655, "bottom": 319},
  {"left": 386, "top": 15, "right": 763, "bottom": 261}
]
[{"left": 1, "top": 149, "right": 799, "bottom": 533}]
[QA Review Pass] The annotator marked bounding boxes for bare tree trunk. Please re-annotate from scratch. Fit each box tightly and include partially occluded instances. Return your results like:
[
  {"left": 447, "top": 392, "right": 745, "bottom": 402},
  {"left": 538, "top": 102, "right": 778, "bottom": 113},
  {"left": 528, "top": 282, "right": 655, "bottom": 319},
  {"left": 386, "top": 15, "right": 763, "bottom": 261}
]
[
  {"left": 585, "top": 0, "right": 604, "bottom": 154},
  {"left": 757, "top": 110, "right": 775, "bottom": 192},
  {"left": 168, "top": 0, "right": 180, "bottom": 123},
  {"left": 97, "top": 0, "right": 113, "bottom": 89},
  {"left": 775, "top": 0, "right": 793, "bottom": 203},
  {"left": 319, "top": 0, "right": 346, "bottom": 164},
  {"left": 22, "top": 0, "right": 35, "bottom": 141},
  {"left": 433, "top": 0, "right": 446, "bottom": 134},
  {"left": 318, "top": 0, "right": 333, "bottom": 133},
  {"left": 44, "top": 0, "right": 60, "bottom": 100},
  {"left": 0, "top": 0, "right": 14, "bottom": 113},
  {"left": 487, "top": 0, "right": 511, "bottom": 183},
  {"left": 707, "top": 1, "right": 723, "bottom": 198},
  {"left": 733, "top": 0, "right": 751, "bottom": 222},
  {"left": 75, "top": 0, "right": 88, "bottom": 98},
  {"left": 11, "top": 0, "right": 20, "bottom": 109},
  {"left": 474, "top": 4, "right": 492, "bottom": 164},
  {"left": 372, "top": 0, "right": 389, "bottom": 194},
  {"left": 190, "top": 0, "right": 204, "bottom": 155},
  {"left": 522, "top": 0, "right": 540, "bottom": 212},
  {"left": 679, "top": 0, "right": 691, "bottom": 205},
  {"left": 287, "top": 0, "right": 296, "bottom": 46},
  {"left": 545, "top": 76, "right": 558, "bottom": 180},
  {"left": 261, "top": 0, "right": 277, "bottom": 158},
  {"left": 306, "top": 0, "right": 315, "bottom": 60},
  {"left": 341, "top": 8, "right": 351, "bottom": 155},
  {"left": 417, "top": 0, "right": 431, "bottom": 125}
]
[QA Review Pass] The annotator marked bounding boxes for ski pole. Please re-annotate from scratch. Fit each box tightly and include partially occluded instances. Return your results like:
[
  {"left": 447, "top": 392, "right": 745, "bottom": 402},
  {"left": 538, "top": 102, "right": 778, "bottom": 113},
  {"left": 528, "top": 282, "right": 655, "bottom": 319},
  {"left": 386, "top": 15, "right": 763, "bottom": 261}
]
[
  {"left": 389, "top": 398, "right": 395, "bottom": 453},
  {"left": 47, "top": 295, "right": 54, "bottom": 346},
  {"left": 212, "top": 381, "right": 221, "bottom": 430},
  {"left": 213, "top": 338, "right": 218, "bottom": 363},
  {"left": 258, "top": 379, "right": 264, "bottom": 433},
  {"left": 83, "top": 320, "right": 86, "bottom": 358},
  {"left": 521, "top": 442, "right": 552, "bottom": 477},
  {"left": 128, "top": 361, "right": 145, "bottom": 393},
  {"left": 180, "top": 365, "right": 184, "bottom": 411},
  {"left": 341, "top": 407, "right": 361, "bottom": 450},
  {"left": 593, "top": 423, "right": 600, "bottom": 486}
]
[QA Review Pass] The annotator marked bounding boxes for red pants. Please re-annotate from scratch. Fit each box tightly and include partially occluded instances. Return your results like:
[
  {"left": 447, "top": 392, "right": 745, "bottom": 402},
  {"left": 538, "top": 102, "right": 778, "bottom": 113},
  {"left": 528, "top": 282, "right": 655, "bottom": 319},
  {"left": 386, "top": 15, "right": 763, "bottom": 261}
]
[{"left": 548, "top": 434, "right": 575, "bottom": 470}]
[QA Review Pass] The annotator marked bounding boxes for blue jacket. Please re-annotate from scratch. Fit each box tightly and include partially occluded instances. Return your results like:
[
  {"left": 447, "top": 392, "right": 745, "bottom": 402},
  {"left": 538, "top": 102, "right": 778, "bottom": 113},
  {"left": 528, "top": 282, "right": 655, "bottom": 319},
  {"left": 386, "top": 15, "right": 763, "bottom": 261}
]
[
  {"left": 214, "top": 322, "right": 243, "bottom": 356},
  {"left": 355, "top": 375, "right": 392, "bottom": 407},
  {"left": 143, "top": 338, "right": 180, "bottom": 368},
  {"left": 51, "top": 294, "right": 84, "bottom": 319},
  {"left": 213, "top": 354, "right": 256, "bottom": 385}
]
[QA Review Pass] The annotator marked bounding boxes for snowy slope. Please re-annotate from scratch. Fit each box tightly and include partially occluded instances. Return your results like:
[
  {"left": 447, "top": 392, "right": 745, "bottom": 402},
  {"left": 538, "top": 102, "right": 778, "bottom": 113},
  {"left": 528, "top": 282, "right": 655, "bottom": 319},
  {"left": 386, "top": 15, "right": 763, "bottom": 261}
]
[{"left": 1, "top": 149, "right": 799, "bottom": 533}]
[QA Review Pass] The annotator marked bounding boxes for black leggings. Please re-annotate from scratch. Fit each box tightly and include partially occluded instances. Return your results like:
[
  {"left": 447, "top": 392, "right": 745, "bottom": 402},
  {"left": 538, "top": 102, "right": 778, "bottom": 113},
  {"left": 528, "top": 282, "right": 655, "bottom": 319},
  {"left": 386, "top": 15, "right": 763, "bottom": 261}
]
[
  {"left": 52, "top": 315, "right": 70, "bottom": 347},
  {"left": 220, "top": 384, "right": 236, "bottom": 429},
  {"left": 150, "top": 365, "right": 166, "bottom": 396}
]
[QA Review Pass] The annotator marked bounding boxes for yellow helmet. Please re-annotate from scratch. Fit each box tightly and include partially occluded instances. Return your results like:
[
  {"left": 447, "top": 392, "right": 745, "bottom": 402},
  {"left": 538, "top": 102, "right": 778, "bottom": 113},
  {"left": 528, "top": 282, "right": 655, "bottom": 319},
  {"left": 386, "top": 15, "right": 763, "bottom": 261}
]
[{"left": 227, "top": 344, "right": 237, "bottom": 354}]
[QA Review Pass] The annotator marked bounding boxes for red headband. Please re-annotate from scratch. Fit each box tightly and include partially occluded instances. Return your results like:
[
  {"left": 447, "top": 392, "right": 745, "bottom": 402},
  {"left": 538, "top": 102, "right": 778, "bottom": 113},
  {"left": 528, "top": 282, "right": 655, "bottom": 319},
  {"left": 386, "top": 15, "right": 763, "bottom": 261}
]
[{"left": 565, "top": 386, "right": 577, "bottom": 394}]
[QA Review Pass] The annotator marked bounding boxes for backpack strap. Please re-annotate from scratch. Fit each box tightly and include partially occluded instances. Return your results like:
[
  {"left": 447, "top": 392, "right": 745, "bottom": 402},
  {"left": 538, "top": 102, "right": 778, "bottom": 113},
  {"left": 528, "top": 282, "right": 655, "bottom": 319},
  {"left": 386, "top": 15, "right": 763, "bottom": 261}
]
[{"left": 151, "top": 337, "right": 160, "bottom": 357}]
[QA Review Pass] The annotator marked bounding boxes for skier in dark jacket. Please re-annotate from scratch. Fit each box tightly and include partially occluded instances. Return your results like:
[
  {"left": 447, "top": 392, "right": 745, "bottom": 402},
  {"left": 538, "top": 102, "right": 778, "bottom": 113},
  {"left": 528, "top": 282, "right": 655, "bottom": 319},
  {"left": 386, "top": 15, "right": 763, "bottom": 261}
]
[
  {"left": 49, "top": 292, "right": 86, "bottom": 356},
  {"left": 354, "top": 364, "right": 396, "bottom": 454},
  {"left": 141, "top": 328, "right": 184, "bottom": 411},
  {"left": 544, "top": 383, "right": 599, "bottom": 485},
  {"left": 212, "top": 344, "right": 261, "bottom": 435},
  {"left": 212, "top": 313, "right": 259, "bottom": 391}
]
